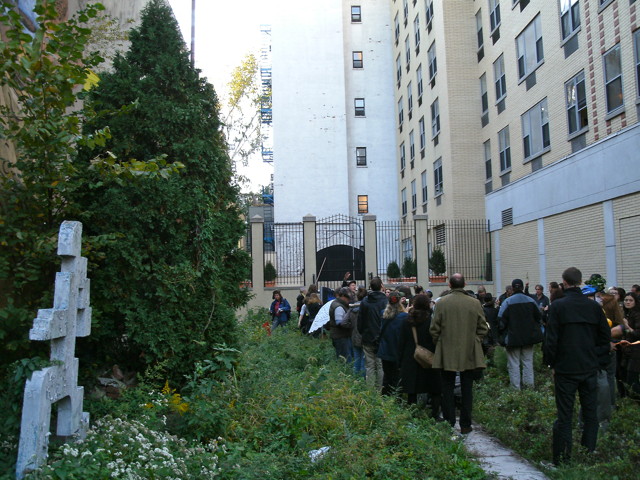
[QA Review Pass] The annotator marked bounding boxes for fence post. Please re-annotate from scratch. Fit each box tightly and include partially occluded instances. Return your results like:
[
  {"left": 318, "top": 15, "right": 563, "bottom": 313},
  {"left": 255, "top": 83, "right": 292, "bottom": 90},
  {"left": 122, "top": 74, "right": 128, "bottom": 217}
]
[
  {"left": 251, "top": 215, "right": 265, "bottom": 291},
  {"left": 414, "top": 215, "right": 429, "bottom": 287},
  {"left": 303, "top": 215, "right": 317, "bottom": 287},
  {"left": 363, "top": 214, "right": 377, "bottom": 282}
]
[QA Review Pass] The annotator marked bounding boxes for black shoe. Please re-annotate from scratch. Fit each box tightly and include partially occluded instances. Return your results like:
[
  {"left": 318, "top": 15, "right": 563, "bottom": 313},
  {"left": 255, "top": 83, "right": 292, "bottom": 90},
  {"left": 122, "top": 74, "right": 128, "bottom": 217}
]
[{"left": 460, "top": 426, "right": 473, "bottom": 434}]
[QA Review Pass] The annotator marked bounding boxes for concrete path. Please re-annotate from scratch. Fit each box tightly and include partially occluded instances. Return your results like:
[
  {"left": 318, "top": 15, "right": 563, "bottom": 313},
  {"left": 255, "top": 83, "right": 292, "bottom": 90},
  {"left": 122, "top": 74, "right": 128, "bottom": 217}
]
[{"left": 463, "top": 424, "right": 550, "bottom": 480}]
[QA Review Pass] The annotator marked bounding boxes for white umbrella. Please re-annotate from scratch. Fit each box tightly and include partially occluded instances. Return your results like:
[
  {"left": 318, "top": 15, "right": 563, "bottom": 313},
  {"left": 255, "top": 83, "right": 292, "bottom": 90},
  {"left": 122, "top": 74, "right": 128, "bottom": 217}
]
[{"left": 308, "top": 299, "right": 334, "bottom": 333}]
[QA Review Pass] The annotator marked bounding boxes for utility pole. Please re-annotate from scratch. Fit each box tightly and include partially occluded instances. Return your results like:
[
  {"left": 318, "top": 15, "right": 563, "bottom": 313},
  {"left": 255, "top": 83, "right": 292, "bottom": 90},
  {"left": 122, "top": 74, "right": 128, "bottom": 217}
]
[{"left": 190, "top": 0, "right": 195, "bottom": 67}]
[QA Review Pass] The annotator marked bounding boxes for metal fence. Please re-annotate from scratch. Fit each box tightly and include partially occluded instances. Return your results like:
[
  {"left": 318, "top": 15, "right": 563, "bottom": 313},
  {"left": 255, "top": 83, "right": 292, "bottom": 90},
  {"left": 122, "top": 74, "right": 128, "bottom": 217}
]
[
  {"left": 264, "top": 222, "right": 304, "bottom": 287},
  {"left": 422, "top": 219, "right": 492, "bottom": 283},
  {"left": 377, "top": 220, "right": 416, "bottom": 282}
]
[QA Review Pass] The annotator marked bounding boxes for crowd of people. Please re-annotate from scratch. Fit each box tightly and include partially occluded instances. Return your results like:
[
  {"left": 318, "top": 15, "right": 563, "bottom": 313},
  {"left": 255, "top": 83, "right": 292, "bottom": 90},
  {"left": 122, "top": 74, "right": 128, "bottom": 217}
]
[{"left": 268, "top": 270, "right": 640, "bottom": 465}]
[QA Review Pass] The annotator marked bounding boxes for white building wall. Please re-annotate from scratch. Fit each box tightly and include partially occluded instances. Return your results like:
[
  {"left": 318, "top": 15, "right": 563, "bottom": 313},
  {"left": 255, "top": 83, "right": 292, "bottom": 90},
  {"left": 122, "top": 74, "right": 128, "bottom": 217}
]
[{"left": 272, "top": 0, "right": 398, "bottom": 222}]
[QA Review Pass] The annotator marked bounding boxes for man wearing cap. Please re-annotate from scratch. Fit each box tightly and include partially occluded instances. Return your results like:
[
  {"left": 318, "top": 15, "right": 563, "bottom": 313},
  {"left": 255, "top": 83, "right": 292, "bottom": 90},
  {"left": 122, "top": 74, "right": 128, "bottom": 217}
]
[
  {"left": 545, "top": 267, "right": 611, "bottom": 465},
  {"left": 498, "top": 278, "right": 543, "bottom": 389}
]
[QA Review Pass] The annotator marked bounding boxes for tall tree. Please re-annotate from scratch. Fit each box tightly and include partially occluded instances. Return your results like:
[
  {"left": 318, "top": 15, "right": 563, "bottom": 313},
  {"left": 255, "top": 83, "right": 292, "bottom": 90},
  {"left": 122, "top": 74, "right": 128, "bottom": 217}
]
[{"left": 73, "top": 0, "right": 250, "bottom": 380}]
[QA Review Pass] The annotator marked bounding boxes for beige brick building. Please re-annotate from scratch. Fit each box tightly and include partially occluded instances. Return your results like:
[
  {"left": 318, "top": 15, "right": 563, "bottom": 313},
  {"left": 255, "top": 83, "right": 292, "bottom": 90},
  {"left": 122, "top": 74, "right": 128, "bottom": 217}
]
[{"left": 393, "top": 0, "right": 640, "bottom": 290}]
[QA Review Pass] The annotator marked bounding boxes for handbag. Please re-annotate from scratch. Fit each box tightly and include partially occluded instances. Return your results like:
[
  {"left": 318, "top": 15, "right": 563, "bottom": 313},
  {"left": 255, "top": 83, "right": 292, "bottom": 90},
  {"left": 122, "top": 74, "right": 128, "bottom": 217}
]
[{"left": 412, "top": 326, "right": 433, "bottom": 369}]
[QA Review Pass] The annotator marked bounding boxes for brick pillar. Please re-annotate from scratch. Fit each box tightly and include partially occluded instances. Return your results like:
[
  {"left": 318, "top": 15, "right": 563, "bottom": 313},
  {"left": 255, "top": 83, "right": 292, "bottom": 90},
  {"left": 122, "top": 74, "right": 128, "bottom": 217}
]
[
  {"left": 363, "top": 215, "right": 377, "bottom": 283},
  {"left": 303, "top": 215, "right": 317, "bottom": 286},
  {"left": 414, "top": 215, "right": 429, "bottom": 287},
  {"left": 251, "top": 215, "right": 265, "bottom": 290}
]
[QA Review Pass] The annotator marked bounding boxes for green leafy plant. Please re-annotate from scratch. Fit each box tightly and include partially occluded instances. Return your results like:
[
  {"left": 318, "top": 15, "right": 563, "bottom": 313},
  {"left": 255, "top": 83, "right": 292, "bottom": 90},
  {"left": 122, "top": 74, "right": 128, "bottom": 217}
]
[
  {"left": 386, "top": 260, "right": 401, "bottom": 279},
  {"left": 401, "top": 257, "right": 417, "bottom": 278},
  {"left": 264, "top": 261, "right": 277, "bottom": 282},
  {"left": 428, "top": 248, "right": 446, "bottom": 275}
]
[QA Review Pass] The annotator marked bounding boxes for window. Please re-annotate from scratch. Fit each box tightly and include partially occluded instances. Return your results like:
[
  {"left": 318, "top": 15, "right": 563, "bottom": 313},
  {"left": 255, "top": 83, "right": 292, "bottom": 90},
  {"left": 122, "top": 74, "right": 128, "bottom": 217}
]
[
  {"left": 405, "top": 36, "right": 411, "bottom": 66},
  {"left": 355, "top": 98, "right": 365, "bottom": 116},
  {"left": 356, "top": 147, "right": 367, "bottom": 166},
  {"left": 522, "top": 98, "right": 550, "bottom": 159},
  {"left": 351, "top": 6, "right": 362, "bottom": 23},
  {"left": 425, "top": 0, "right": 434, "bottom": 30},
  {"left": 560, "top": 0, "right": 580, "bottom": 40},
  {"left": 411, "top": 180, "right": 417, "bottom": 210},
  {"left": 565, "top": 71, "right": 587, "bottom": 134},
  {"left": 480, "top": 73, "right": 488, "bottom": 115},
  {"left": 403, "top": 0, "right": 409, "bottom": 23},
  {"left": 401, "top": 188, "right": 408, "bottom": 216},
  {"left": 431, "top": 98, "right": 440, "bottom": 138},
  {"left": 417, "top": 64, "right": 423, "bottom": 98},
  {"left": 419, "top": 116, "right": 426, "bottom": 151},
  {"left": 604, "top": 44, "right": 623, "bottom": 114},
  {"left": 517, "top": 15, "right": 544, "bottom": 80},
  {"left": 396, "top": 55, "right": 402, "bottom": 83},
  {"left": 421, "top": 170, "right": 428, "bottom": 203},
  {"left": 409, "top": 130, "right": 415, "bottom": 162},
  {"left": 402, "top": 238, "right": 413, "bottom": 261},
  {"left": 394, "top": 13, "right": 400, "bottom": 43},
  {"left": 398, "top": 97, "right": 404, "bottom": 126},
  {"left": 400, "top": 142, "right": 406, "bottom": 170},
  {"left": 489, "top": 0, "right": 500, "bottom": 33},
  {"left": 352, "top": 51, "right": 363, "bottom": 68},
  {"left": 493, "top": 54, "right": 507, "bottom": 101},
  {"left": 414, "top": 15, "right": 421, "bottom": 50},
  {"left": 484, "top": 140, "right": 492, "bottom": 180},
  {"left": 357, "top": 195, "right": 368, "bottom": 214},
  {"left": 428, "top": 42, "right": 437, "bottom": 81},
  {"left": 433, "top": 158, "right": 443, "bottom": 196},
  {"left": 407, "top": 81, "right": 413, "bottom": 114},
  {"left": 635, "top": 30, "right": 640, "bottom": 97},
  {"left": 498, "top": 126, "right": 511, "bottom": 172},
  {"left": 476, "top": 9, "right": 484, "bottom": 50}
]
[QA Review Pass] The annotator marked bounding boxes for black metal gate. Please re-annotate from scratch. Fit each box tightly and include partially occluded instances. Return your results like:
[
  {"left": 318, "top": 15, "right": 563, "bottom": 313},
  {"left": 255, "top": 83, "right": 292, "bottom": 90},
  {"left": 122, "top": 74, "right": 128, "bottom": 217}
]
[{"left": 315, "top": 215, "right": 365, "bottom": 288}]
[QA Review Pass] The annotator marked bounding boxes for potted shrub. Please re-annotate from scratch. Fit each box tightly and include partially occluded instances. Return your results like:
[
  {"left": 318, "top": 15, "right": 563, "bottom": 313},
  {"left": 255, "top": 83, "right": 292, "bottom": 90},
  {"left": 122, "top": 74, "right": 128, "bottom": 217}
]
[
  {"left": 401, "top": 257, "right": 417, "bottom": 282},
  {"left": 264, "top": 261, "right": 277, "bottom": 287},
  {"left": 386, "top": 260, "right": 401, "bottom": 282},
  {"left": 428, "top": 248, "right": 447, "bottom": 283}
]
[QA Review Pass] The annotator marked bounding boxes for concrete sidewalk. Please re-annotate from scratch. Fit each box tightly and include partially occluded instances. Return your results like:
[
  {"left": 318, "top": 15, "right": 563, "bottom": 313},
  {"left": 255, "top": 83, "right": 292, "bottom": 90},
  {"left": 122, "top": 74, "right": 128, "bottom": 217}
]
[{"left": 463, "top": 424, "right": 550, "bottom": 480}]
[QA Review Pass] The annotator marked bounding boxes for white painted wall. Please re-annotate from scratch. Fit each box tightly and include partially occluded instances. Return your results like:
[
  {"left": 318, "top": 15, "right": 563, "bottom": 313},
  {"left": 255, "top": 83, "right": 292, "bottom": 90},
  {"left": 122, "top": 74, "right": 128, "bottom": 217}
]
[
  {"left": 272, "top": 0, "right": 398, "bottom": 222},
  {"left": 485, "top": 124, "right": 640, "bottom": 230}
]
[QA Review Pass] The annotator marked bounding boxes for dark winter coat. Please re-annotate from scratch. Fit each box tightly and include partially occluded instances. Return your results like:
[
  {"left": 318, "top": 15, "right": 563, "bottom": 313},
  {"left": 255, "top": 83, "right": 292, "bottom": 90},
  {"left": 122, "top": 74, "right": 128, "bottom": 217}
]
[
  {"left": 358, "top": 290, "right": 388, "bottom": 347},
  {"left": 377, "top": 312, "right": 407, "bottom": 363},
  {"left": 398, "top": 316, "right": 442, "bottom": 395},
  {"left": 544, "top": 287, "right": 611, "bottom": 375},
  {"left": 483, "top": 304, "right": 499, "bottom": 346},
  {"left": 498, "top": 292, "right": 543, "bottom": 347}
]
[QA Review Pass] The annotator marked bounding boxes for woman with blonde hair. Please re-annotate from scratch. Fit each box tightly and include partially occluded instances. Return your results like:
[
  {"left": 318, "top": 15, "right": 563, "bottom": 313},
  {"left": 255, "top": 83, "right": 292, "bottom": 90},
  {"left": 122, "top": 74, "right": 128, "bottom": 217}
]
[{"left": 377, "top": 291, "right": 408, "bottom": 396}]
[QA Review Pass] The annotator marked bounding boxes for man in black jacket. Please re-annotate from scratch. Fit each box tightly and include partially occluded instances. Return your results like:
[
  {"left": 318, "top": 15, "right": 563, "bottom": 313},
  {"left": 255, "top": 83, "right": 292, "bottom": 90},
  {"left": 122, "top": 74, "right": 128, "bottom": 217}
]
[
  {"left": 498, "top": 279, "right": 543, "bottom": 389},
  {"left": 545, "top": 267, "right": 611, "bottom": 465},
  {"left": 358, "top": 276, "right": 388, "bottom": 390}
]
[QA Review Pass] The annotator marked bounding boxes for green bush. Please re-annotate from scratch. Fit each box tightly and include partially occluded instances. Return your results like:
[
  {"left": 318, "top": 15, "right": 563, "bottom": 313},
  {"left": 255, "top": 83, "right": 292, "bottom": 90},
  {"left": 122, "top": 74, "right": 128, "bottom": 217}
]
[
  {"left": 264, "top": 261, "right": 277, "bottom": 282},
  {"left": 428, "top": 248, "right": 446, "bottom": 275},
  {"left": 401, "top": 257, "right": 417, "bottom": 278},
  {"left": 386, "top": 260, "right": 401, "bottom": 279}
]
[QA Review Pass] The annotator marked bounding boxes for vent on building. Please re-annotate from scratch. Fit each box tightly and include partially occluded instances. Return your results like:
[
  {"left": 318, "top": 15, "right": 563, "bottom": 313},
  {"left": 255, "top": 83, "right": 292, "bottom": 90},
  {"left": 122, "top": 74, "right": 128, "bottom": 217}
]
[
  {"left": 502, "top": 208, "right": 513, "bottom": 226},
  {"left": 435, "top": 224, "right": 446, "bottom": 245}
]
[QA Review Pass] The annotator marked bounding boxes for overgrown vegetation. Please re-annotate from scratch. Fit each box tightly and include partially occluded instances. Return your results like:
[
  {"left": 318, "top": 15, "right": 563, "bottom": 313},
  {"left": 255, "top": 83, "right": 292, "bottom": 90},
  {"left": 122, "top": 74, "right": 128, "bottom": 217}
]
[
  {"left": 4, "top": 309, "right": 486, "bottom": 479},
  {"left": 475, "top": 346, "right": 639, "bottom": 479},
  {"left": 0, "top": 0, "right": 250, "bottom": 384}
]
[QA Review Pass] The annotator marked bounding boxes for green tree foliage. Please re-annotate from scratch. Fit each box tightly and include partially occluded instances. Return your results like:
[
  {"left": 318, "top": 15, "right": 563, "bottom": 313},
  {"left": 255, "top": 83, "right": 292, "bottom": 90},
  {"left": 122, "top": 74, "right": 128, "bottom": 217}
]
[
  {"left": 0, "top": 0, "right": 183, "bottom": 371},
  {"left": 386, "top": 260, "right": 401, "bottom": 279},
  {"left": 428, "top": 248, "right": 446, "bottom": 275},
  {"left": 0, "top": 1, "right": 109, "bottom": 365},
  {"left": 72, "top": 0, "right": 250, "bottom": 380},
  {"left": 401, "top": 257, "right": 417, "bottom": 278}
]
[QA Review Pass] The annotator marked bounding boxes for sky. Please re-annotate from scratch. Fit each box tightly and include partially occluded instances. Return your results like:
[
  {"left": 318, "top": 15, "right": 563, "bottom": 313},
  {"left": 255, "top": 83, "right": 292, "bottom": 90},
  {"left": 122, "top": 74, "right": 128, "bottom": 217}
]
[{"left": 167, "top": 0, "right": 274, "bottom": 192}]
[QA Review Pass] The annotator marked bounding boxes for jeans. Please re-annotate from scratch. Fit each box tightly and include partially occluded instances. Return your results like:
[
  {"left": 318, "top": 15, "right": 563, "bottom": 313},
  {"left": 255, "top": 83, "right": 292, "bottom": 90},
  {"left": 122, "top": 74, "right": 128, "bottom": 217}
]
[
  {"left": 553, "top": 371, "right": 598, "bottom": 464},
  {"left": 352, "top": 346, "right": 365, "bottom": 377},
  {"left": 441, "top": 370, "right": 474, "bottom": 429},
  {"left": 271, "top": 316, "right": 288, "bottom": 332},
  {"left": 506, "top": 345, "right": 534, "bottom": 389},
  {"left": 363, "top": 344, "right": 383, "bottom": 390},
  {"left": 332, "top": 337, "right": 353, "bottom": 363}
]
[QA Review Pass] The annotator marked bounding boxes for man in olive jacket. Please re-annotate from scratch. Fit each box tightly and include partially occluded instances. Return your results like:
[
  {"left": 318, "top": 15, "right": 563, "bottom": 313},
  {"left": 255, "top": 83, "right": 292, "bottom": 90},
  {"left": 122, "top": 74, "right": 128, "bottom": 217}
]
[{"left": 430, "top": 273, "right": 488, "bottom": 434}]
